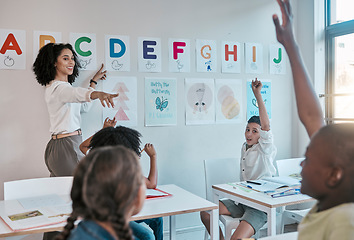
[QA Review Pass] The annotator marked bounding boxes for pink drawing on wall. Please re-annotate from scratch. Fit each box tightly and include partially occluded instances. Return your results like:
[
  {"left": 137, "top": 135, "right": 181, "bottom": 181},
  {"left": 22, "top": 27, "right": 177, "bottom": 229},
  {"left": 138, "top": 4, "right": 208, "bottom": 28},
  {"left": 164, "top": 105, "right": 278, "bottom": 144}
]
[{"left": 114, "top": 83, "right": 130, "bottom": 121}]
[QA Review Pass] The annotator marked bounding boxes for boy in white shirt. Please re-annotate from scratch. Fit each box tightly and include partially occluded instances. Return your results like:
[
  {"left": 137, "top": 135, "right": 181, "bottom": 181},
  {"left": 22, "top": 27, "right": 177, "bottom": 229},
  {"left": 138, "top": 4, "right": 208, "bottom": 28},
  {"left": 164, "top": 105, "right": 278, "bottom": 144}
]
[{"left": 201, "top": 79, "right": 277, "bottom": 240}]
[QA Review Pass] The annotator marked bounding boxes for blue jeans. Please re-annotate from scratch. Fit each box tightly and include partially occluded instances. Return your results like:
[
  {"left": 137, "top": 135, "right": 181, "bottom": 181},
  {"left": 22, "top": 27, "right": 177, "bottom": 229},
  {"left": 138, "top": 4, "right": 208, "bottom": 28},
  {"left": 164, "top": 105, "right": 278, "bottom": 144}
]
[{"left": 130, "top": 217, "right": 163, "bottom": 240}]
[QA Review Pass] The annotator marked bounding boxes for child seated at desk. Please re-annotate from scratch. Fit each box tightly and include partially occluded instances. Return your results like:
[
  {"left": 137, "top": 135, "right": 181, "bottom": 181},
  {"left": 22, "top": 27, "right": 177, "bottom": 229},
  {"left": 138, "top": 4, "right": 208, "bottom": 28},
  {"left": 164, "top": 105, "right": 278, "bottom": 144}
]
[
  {"left": 201, "top": 79, "right": 277, "bottom": 240},
  {"left": 79, "top": 118, "right": 163, "bottom": 240},
  {"left": 273, "top": 0, "right": 354, "bottom": 239},
  {"left": 56, "top": 145, "right": 146, "bottom": 240}
]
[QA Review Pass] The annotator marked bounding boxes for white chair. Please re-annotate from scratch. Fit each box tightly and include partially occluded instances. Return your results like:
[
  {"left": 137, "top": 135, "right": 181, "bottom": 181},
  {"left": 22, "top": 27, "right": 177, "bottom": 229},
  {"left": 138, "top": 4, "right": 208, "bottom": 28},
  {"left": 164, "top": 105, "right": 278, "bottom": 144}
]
[
  {"left": 3, "top": 177, "right": 73, "bottom": 240},
  {"left": 276, "top": 158, "right": 315, "bottom": 225},
  {"left": 203, "top": 158, "right": 240, "bottom": 240},
  {"left": 4, "top": 176, "right": 73, "bottom": 200}
]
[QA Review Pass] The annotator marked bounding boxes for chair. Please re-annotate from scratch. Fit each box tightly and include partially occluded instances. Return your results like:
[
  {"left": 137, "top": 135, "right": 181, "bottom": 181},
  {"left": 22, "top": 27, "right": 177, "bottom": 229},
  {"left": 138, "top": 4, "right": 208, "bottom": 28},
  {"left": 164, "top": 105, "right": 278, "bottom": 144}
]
[
  {"left": 203, "top": 158, "right": 240, "bottom": 240},
  {"left": 4, "top": 176, "right": 73, "bottom": 200},
  {"left": 276, "top": 158, "right": 315, "bottom": 225},
  {"left": 3, "top": 177, "right": 73, "bottom": 240}
]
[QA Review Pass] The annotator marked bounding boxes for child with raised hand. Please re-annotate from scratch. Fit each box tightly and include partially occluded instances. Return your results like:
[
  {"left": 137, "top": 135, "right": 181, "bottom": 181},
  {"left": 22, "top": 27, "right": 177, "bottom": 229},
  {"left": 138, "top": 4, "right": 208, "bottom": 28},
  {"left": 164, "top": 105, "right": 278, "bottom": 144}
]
[
  {"left": 273, "top": 0, "right": 354, "bottom": 239},
  {"left": 201, "top": 78, "right": 277, "bottom": 240},
  {"left": 55, "top": 145, "right": 146, "bottom": 240},
  {"left": 79, "top": 121, "right": 162, "bottom": 240}
]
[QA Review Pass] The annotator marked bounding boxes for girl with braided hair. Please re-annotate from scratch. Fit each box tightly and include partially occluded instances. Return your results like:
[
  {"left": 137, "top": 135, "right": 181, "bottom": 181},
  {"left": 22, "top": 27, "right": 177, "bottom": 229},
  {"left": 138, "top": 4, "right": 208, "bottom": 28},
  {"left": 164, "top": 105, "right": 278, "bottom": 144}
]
[{"left": 56, "top": 145, "right": 146, "bottom": 240}]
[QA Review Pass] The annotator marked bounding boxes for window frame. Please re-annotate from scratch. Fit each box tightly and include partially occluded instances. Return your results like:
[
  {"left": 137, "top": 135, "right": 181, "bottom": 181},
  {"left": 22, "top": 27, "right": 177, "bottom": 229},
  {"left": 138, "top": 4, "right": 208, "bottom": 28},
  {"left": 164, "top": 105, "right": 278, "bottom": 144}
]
[{"left": 325, "top": 0, "right": 354, "bottom": 124}]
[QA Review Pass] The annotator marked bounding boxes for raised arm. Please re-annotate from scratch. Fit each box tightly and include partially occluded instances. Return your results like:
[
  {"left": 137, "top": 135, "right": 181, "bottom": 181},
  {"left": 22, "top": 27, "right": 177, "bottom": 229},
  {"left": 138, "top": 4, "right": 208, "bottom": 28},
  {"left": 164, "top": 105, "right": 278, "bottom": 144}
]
[
  {"left": 252, "top": 79, "right": 270, "bottom": 131},
  {"left": 273, "top": 0, "right": 325, "bottom": 137},
  {"left": 79, "top": 117, "right": 117, "bottom": 155},
  {"left": 143, "top": 143, "right": 158, "bottom": 189}
]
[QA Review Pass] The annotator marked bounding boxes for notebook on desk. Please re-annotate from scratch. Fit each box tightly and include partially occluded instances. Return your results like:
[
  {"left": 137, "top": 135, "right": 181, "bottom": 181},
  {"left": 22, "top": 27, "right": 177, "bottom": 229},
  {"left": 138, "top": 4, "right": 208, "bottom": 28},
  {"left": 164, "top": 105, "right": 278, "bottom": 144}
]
[
  {"left": 145, "top": 188, "right": 172, "bottom": 199},
  {"left": 236, "top": 176, "right": 301, "bottom": 197},
  {"left": 0, "top": 204, "right": 71, "bottom": 232},
  {"left": 0, "top": 194, "right": 71, "bottom": 232}
]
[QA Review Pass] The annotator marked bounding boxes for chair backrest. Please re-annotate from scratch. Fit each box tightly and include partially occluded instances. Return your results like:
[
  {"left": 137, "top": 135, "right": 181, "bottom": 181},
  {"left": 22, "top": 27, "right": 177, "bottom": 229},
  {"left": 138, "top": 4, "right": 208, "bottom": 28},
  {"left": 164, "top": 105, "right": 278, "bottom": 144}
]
[
  {"left": 4, "top": 177, "right": 73, "bottom": 200},
  {"left": 276, "top": 158, "right": 304, "bottom": 177},
  {"left": 204, "top": 158, "right": 239, "bottom": 201}
]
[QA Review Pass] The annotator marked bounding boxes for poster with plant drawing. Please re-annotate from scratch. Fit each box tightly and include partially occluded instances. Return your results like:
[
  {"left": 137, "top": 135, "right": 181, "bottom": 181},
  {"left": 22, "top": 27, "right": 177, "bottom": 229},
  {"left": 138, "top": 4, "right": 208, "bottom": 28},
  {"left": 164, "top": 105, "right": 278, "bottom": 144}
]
[
  {"left": 185, "top": 78, "right": 215, "bottom": 125},
  {"left": 215, "top": 79, "right": 243, "bottom": 124},
  {"left": 103, "top": 77, "right": 137, "bottom": 127},
  {"left": 145, "top": 77, "right": 177, "bottom": 126}
]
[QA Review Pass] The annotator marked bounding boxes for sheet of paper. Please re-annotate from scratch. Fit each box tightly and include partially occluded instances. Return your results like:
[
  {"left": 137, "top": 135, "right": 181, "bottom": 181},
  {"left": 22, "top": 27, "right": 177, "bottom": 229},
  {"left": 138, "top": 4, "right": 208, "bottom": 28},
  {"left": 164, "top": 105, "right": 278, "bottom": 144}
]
[
  {"left": 18, "top": 194, "right": 67, "bottom": 210},
  {"left": 145, "top": 189, "right": 169, "bottom": 197}
]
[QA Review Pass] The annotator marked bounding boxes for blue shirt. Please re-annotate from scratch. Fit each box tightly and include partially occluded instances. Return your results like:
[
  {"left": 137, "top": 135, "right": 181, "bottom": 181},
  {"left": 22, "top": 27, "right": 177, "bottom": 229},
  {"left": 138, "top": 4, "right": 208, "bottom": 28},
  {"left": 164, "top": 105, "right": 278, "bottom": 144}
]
[{"left": 68, "top": 220, "right": 115, "bottom": 240}]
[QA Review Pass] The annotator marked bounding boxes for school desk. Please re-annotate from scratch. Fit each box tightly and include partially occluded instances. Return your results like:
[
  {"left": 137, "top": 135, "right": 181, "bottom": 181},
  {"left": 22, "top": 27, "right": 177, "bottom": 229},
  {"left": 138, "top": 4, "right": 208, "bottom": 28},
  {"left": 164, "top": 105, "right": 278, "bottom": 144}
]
[
  {"left": 0, "top": 184, "right": 219, "bottom": 240},
  {"left": 212, "top": 183, "right": 315, "bottom": 237}
]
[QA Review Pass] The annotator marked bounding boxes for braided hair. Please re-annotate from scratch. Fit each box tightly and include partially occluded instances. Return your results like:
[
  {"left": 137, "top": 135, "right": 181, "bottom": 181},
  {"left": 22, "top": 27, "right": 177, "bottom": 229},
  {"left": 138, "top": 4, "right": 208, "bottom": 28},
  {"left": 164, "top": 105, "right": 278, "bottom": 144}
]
[
  {"left": 56, "top": 146, "right": 144, "bottom": 240},
  {"left": 89, "top": 126, "right": 142, "bottom": 157},
  {"left": 33, "top": 43, "right": 81, "bottom": 86}
]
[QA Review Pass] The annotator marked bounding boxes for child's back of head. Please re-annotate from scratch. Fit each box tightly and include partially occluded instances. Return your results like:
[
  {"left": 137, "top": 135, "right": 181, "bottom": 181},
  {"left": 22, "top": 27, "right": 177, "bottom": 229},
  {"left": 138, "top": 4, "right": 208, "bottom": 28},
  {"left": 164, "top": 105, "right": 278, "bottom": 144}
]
[
  {"left": 89, "top": 126, "right": 142, "bottom": 156},
  {"left": 57, "top": 146, "right": 145, "bottom": 240}
]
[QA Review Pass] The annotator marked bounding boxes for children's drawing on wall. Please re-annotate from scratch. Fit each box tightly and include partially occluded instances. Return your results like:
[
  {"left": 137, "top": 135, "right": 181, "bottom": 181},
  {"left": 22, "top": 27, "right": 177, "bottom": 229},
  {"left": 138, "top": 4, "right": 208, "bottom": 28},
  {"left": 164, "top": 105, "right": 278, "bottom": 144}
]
[
  {"left": 269, "top": 44, "right": 286, "bottom": 74},
  {"left": 145, "top": 78, "right": 177, "bottom": 126},
  {"left": 103, "top": 77, "right": 137, "bottom": 127},
  {"left": 185, "top": 78, "right": 215, "bottom": 125},
  {"left": 105, "top": 35, "right": 130, "bottom": 72},
  {"left": 221, "top": 41, "right": 241, "bottom": 73},
  {"left": 245, "top": 43, "right": 263, "bottom": 74},
  {"left": 138, "top": 37, "right": 161, "bottom": 72},
  {"left": 0, "top": 29, "right": 26, "bottom": 69},
  {"left": 169, "top": 38, "right": 190, "bottom": 72},
  {"left": 70, "top": 33, "right": 97, "bottom": 71},
  {"left": 33, "top": 31, "right": 62, "bottom": 62},
  {"left": 215, "top": 79, "right": 243, "bottom": 124},
  {"left": 196, "top": 39, "right": 217, "bottom": 73},
  {"left": 247, "top": 79, "right": 271, "bottom": 120}
]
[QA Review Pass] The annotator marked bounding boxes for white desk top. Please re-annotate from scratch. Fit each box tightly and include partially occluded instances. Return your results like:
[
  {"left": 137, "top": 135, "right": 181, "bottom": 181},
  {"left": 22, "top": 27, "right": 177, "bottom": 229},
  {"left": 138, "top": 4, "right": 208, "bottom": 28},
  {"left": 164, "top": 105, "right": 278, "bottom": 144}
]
[
  {"left": 0, "top": 184, "right": 217, "bottom": 237},
  {"left": 132, "top": 184, "right": 217, "bottom": 220},
  {"left": 213, "top": 183, "right": 315, "bottom": 208}
]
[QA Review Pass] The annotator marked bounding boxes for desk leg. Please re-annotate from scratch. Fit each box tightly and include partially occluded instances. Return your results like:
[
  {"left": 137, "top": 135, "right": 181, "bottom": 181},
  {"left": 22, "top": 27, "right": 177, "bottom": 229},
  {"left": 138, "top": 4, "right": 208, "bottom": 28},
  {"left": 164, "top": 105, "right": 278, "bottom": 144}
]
[
  {"left": 267, "top": 208, "right": 277, "bottom": 236},
  {"left": 210, "top": 208, "right": 219, "bottom": 240},
  {"left": 279, "top": 206, "right": 285, "bottom": 234},
  {"left": 169, "top": 215, "right": 176, "bottom": 240}
]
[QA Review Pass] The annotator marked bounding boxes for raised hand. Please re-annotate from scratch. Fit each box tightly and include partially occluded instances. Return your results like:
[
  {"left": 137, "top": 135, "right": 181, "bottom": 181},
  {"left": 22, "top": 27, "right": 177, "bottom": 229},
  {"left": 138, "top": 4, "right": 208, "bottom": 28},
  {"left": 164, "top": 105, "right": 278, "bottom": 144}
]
[
  {"left": 103, "top": 117, "right": 117, "bottom": 128},
  {"left": 272, "top": 0, "right": 296, "bottom": 48},
  {"left": 251, "top": 78, "right": 262, "bottom": 96},
  {"left": 92, "top": 63, "right": 107, "bottom": 82}
]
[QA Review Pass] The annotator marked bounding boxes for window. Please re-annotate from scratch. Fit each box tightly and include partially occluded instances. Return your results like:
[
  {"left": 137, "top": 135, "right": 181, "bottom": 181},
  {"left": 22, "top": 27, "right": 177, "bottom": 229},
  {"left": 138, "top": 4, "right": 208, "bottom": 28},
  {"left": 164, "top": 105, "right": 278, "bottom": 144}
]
[{"left": 325, "top": 0, "right": 354, "bottom": 123}]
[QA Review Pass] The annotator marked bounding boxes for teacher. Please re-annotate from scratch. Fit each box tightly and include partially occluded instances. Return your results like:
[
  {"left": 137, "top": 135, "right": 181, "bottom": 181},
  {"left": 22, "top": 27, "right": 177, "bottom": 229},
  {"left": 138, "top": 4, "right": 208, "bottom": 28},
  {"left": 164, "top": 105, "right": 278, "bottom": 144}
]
[{"left": 33, "top": 43, "right": 118, "bottom": 177}]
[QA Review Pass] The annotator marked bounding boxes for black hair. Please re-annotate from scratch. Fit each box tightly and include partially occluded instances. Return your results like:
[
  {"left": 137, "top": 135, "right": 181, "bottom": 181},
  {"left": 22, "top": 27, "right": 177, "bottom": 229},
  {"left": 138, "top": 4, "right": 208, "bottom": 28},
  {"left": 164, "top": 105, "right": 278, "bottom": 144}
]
[
  {"left": 248, "top": 116, "right": 261, "bottom": 126},
  {"left": 33, "top": 43, "right": 81, "bottom": 86},
  {"left": 89, "top": 126, "right": 142, "bottom": 157},
  {"left": 56, "top": 146, "right": 144, "bottom": 240}
]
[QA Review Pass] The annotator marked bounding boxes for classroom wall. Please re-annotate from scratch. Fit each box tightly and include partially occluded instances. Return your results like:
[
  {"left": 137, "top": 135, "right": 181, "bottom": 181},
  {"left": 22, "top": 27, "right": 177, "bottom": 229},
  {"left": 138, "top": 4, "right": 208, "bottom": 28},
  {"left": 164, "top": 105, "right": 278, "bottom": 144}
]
[{"left": 0, "top": 0, "right": 316, "bottom": 237}]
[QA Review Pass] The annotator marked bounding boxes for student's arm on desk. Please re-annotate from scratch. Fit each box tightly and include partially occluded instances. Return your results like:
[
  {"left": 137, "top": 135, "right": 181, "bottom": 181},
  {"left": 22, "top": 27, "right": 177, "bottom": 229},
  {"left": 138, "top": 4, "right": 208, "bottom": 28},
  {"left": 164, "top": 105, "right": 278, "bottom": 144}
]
[{"left": 144, "top": 143, "right": 158, "bottom": 189}]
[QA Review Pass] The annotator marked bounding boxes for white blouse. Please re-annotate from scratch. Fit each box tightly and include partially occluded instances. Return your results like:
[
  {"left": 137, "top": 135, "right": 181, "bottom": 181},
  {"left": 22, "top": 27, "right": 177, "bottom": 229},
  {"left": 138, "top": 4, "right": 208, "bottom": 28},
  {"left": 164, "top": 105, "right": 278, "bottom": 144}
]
[
  {"left": 45, "top": 80, "right": 94, "bottom": 135},
  {"left": 240, "top": 129, "right": 277, "bottom": 181}
]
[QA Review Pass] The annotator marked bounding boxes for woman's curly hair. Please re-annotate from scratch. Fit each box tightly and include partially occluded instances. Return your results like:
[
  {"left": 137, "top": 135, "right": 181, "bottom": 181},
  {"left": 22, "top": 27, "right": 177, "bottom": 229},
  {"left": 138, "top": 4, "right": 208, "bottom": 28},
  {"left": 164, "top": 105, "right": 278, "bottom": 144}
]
[
  {"left": 33, "top": 43, "right": 81, "bottom": 86},
  {"left": 56, "top": 146, "right": 144, "bottom": 240}
]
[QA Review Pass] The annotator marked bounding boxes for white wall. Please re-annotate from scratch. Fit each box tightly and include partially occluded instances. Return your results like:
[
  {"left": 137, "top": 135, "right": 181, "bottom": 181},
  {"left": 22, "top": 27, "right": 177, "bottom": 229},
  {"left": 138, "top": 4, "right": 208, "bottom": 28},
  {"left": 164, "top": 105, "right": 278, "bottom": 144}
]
[{"left": 0, "top": 0, "right": 317, "bottom": 237}]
